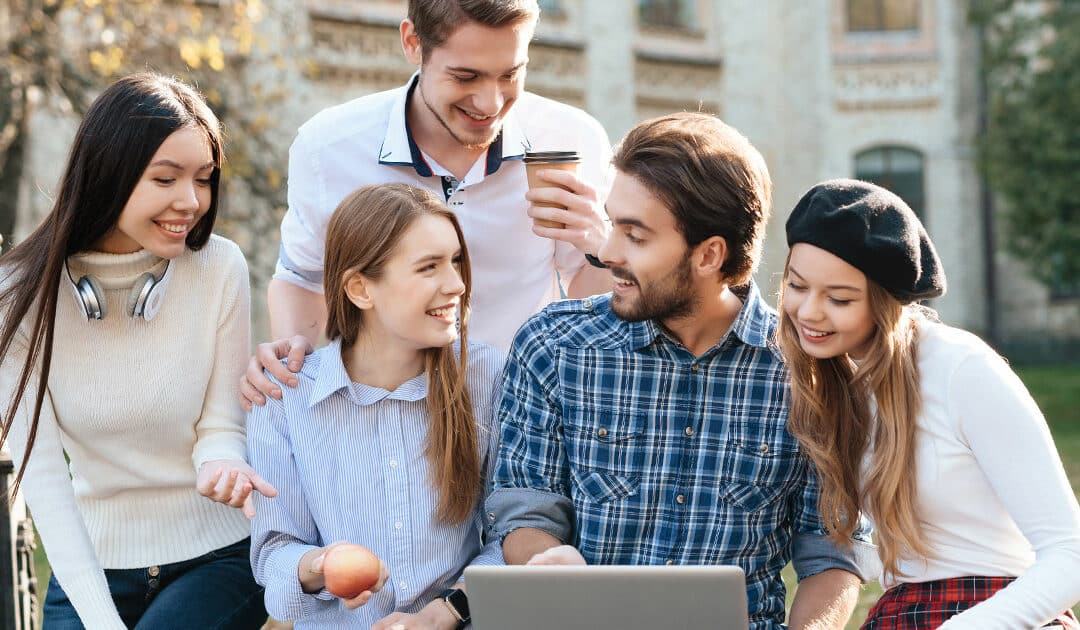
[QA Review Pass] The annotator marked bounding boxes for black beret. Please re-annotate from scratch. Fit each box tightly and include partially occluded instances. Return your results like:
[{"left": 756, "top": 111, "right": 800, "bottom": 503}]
[{"left": 785, "top": 179, "right": 945, "bottom": 303}]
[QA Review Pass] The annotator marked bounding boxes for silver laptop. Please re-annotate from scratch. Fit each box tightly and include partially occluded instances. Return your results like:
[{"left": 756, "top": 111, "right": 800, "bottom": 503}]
[{"left": 465, "top": 565, "right": 748, "bottom": 630}]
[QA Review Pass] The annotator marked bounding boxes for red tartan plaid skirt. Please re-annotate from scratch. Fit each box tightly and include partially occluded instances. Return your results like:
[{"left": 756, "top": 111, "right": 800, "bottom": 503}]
[{"left": 861, "top": 576, "right": 1079, "bottom": 629}]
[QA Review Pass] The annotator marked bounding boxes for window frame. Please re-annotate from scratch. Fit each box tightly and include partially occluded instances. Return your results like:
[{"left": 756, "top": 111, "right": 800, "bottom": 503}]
[
  {"left": 637, "top": 0, "right": 700, "bottom": 33},
  {"left": 845, "top": 0, "right": 920, "bottom": 34},
  {"left": 853, "top": 145, "right": 927, "bottom": 220}
]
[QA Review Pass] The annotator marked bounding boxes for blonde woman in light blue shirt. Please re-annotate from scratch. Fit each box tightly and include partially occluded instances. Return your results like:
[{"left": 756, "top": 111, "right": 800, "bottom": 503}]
[{"left": 248, "top": 183, "right": 503, "bottom": 630}]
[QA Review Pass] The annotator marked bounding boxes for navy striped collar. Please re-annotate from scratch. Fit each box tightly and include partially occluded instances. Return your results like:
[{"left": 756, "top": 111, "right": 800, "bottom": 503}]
[{"left": 378, "top": 73, "right": 528, "bottom": 178}]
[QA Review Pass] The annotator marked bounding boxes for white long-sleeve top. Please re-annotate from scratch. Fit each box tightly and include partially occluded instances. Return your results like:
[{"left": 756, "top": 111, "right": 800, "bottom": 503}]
[
  {"left": 876, "top": 320, "right": 1080, "bottom": 629},
  {"left": 0, "top": 235, "right": 252, "bottom": 629}
]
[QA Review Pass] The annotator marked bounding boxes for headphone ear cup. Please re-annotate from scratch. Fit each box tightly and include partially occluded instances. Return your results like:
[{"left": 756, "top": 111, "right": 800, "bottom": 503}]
[
  {"left": 76, "top": 275, "right": 107, "bottom": 320},
  {"left": 128, "top": 272, "right": 158, "bottom": 319}
]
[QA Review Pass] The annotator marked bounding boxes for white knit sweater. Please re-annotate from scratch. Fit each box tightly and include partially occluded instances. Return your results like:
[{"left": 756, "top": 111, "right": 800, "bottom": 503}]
[
  {"left": 1, "top": 235, "right": 252, "bottom": 629},
  {"left": 879, "top": 321, "right": 1080, "bottom": 628}
]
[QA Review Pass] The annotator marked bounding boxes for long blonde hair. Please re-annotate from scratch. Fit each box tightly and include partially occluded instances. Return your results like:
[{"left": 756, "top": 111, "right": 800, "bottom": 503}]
[
  {"left": 323, "top": 183, "right": 481, "bottom": 525},
  {"left": 778, "top": 260, "right": 930, "bottom": 578}
]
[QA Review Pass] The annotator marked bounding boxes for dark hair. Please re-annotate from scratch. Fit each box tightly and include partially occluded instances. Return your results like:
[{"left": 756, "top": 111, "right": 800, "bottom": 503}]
[
  {"left": 612, "top": 112, "right": 772, "bottom": 286},
  {"left": 323, "top": 183, "right": 481, "bottom": 524},
  {"left": 0, "top": 73, "right": 223, "bottom": 496},
  {"left": 407, "top": 0, "right": 539, "bottom": 53}
]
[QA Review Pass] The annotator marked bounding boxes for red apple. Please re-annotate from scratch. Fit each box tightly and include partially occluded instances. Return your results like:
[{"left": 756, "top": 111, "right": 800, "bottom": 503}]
[{"left": 322, "top": 543, "right": 381, "bottom": 599}]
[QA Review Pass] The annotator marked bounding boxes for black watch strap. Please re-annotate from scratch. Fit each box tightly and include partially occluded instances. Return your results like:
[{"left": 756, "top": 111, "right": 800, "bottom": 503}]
[
  {"left": 584, "top": 253, "right": 608, "bottom": 269},
  {"left": 439, "top": 587, "right": 470, "bottom": 627}
]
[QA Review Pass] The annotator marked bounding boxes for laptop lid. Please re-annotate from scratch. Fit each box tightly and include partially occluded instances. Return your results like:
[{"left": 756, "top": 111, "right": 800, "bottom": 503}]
[{"left": 465, "top": 565, "right": 748, "bottom": 630}]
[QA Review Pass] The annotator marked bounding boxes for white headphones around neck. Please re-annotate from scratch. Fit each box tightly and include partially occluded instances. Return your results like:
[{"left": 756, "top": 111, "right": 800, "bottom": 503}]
[{"left": 65, "top": 260, "right": 174, "bottom": 321}]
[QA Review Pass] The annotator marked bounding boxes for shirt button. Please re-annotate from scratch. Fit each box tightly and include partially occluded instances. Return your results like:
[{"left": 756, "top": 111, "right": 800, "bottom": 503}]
[
  {"left": 691, "top": 364, "right": 700, "bottom": 372},
  {"left": 488, "top": 512, "right": 496, "bottom": 521},
  {"left": 759, "top": 444, "right": 769, "bottom": 454},
  {"left": 395, "top": 521, "right": 403, "bottom": 529},
  {"left": 597, "top": 428, "right": 608, "bottom": 438},
  {"left": 389, "top": 458, "right": 398, "bottom": 468},
  {"left": 148, "top": 566, "right": 160, "bottom": 577},
  {"left": 399, "top": 581, "right": 408, "bottom": 591},
  {"left": 583, "top": 298, "right": 592, "bottom": 309},
  {"left": 665, "top": 560, "right": 674, "bottom": 565},
  {"left": 675, "top": 494, "right": 685, "bottom": 504},
  {"left": 684, "top": 427, "right": 694, "bottom": 437}
]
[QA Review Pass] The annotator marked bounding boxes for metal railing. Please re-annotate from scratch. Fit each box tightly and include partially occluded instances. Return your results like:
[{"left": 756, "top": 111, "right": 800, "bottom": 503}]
[{"left": 1, "top": 446, "right": 38, "bottom": 630}]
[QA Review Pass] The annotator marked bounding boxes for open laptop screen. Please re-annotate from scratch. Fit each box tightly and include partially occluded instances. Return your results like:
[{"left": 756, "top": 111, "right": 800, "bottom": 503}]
[{"left": 465, "top": 565, "right": 748, "bottom": 630}]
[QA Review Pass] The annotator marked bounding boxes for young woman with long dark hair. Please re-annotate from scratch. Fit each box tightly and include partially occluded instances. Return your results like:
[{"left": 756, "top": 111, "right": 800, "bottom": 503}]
[
  {"left": 0, "top": 73, "right": 271, "bottom": 629},
  {"left": 248, "top": 183, "right": 503, "bottom": 630},
  {"left": 777, "top": 179, "right": 1080, "bottom": 629}
]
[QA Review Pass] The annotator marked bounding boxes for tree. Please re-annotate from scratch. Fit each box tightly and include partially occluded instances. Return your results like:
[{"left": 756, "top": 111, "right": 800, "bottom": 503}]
[
  {"left": 0, "top": 0, "right": 297, "bottom": 273},
  {"left": 971, "top": 0, "right": 1080, "bottom": 297}
]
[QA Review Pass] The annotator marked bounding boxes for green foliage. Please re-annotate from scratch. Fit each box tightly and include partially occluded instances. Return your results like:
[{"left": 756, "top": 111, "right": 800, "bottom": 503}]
[{"left": 972, "top": 0, "right": 1080, "bottom": 296}]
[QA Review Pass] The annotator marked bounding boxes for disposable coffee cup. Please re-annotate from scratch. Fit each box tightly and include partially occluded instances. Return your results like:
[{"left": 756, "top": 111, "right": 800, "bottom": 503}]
[{"left": 524, "top": 150, "right": 581, "bottom": 229}]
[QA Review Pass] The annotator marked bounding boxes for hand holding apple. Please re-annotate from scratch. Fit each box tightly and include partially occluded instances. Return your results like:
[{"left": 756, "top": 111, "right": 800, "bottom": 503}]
[
  {"left": 300, "top": 542, "right": 388, "bottom": 608},
  {"left": 322, "top": 543, "right": 383, "bottom": 598}
]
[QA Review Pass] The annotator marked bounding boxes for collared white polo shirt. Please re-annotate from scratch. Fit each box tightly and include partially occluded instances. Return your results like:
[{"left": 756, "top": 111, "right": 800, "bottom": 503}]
[{"left": 276, "top": 74, "right": 612, "bottom": 351}]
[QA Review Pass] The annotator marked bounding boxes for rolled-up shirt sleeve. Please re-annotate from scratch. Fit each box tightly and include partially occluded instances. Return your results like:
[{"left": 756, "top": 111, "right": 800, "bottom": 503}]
[
  {"left": 487, "top": 315, "right": 576, "bottom": 544},
  {"left": 790, "top": 457, "right": 879, "bottom": 582},
  {"left": 274, "top": 129, "right": 328, "bottom": 293}
]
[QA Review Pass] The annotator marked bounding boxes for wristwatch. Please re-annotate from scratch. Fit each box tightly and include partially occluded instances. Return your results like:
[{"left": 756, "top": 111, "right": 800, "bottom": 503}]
[{"left": 439, "top": 588, "right": 470, "bottom": 628}]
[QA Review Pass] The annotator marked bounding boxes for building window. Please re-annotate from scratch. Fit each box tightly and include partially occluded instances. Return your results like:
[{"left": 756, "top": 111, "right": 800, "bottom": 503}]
[
  {"left": 855, "top": 146, "right": 925, "bottom": 219},
  {"left": 639, "top": 0, "right": 696, "bottom": 31},
  {"left": 847, "top": 0, "right": 919, "bottom": 32}
]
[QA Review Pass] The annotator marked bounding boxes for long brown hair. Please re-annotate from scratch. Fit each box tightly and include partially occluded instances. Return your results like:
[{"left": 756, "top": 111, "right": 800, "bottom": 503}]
[
  {"left": 0, "top": 73, "right": 222, "bottom": 498},
  {"left": 323, "top": 183, "right": 480, "bottom": 525},
  {"left": 778, "top": 260, "right": 930, "bottom": 578}
]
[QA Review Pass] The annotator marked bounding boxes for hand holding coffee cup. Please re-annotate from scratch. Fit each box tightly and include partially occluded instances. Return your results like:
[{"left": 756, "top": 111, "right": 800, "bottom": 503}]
[{"left": 524, "top": 150, "right": 581, "bottom": 229}]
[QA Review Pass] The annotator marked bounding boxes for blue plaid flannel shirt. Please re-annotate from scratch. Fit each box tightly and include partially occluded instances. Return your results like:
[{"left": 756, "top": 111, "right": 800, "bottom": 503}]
[{"left": 488, "top": 283, "right": 876, "bottom": 629}]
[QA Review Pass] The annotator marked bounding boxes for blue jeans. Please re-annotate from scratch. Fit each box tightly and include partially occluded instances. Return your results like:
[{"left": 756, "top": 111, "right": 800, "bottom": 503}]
[{"left": 42, "top": 537, "right": 266, "bottom": 629}]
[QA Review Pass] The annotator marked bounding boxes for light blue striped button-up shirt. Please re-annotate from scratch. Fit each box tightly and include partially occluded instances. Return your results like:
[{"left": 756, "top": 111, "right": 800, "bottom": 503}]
[{"left": 248, "top": 339, "right": 505, "bottom": 627}]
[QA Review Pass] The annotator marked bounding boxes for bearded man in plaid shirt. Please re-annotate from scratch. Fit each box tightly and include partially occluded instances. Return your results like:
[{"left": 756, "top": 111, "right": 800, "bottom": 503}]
[{"left": 487, "top": 112, "right": 878, "bottom": 629}]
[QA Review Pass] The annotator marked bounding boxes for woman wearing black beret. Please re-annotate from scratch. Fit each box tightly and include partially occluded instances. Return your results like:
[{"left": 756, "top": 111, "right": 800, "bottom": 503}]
[{"left": 776, "top": 179, "right": 1080, "bottom": 629}]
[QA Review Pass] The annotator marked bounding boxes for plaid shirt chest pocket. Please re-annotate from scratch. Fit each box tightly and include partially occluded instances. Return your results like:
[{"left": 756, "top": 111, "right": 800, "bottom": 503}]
[
  {"left": 713, "top": 429, "right": 802, "bottom": 513},
  {"left": 562, "top": 406, "right": 648, "bottom": 504}
]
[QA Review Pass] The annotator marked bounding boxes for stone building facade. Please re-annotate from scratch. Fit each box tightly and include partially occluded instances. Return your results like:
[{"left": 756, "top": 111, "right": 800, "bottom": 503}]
[{"left": 14, "top": 0, "right": 1079, "bottom": 359}]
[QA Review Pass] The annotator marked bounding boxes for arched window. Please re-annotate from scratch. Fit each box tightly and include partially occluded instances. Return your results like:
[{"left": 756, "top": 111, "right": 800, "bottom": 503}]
[
  {"left": 854, "top": 146, "right": 925, "bottom": 219},
  {"left": 847, "top": 0, "right": 919, "bottom": 32}
]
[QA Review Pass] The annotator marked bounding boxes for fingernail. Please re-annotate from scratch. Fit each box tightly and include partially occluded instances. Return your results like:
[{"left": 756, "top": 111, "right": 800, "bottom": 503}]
[
  {"left": 289, "top": 361, "right": 300, "bottom": 371},
  {"left": 271, "top": 388, "right": 282, "bottom": 399},
  {"left": 287, "top": 378, "right": 298, "bottom": 387}
]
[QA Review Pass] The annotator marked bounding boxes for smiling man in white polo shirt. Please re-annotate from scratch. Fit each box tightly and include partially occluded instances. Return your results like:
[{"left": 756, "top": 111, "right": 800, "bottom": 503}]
[{"left": 240, "top": 0, "right": 612, "bottom": 407}]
